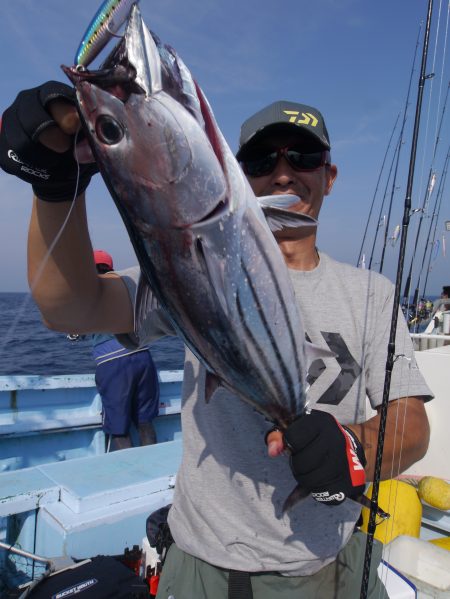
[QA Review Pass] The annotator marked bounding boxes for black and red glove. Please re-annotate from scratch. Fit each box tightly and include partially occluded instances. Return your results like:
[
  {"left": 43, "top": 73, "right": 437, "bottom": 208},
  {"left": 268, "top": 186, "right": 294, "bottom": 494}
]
[
  {"left": 283, "top": 410, "right": 366, "bottom": 505},
  {"left": 0, "top": 81, "right": 97, "bottom": 201}
]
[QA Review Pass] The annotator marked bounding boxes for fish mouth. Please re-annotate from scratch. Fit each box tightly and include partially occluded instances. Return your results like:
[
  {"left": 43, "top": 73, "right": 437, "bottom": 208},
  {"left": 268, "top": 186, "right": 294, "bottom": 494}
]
[
  {"left": 62, "top": 59, "right": 144, "bottom": 104},
  {"left": 65, "top": 4, "right": 164, "bottom": 100},
  {"left": 63, "top": 4, "right": 154, "bottom": 101}
]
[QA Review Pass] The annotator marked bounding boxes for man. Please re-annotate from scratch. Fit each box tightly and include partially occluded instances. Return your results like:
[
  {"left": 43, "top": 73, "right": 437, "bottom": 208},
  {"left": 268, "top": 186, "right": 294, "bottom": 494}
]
[
  {"left": 92, "top": 249, "right": 159, "bottom": 450},
  {"left": 427, "top": 285, "right": 450, "bottom": 329},
  {"left": 438, "top": 286, "right": 450, "bottom": 311},
  {"left": 0, "top": 84, "right": 432, "bottom": 598}
]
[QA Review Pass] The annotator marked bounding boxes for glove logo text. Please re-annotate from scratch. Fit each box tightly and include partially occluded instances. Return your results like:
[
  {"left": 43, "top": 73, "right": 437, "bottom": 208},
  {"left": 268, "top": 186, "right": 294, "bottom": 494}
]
[
  {"left": 312, "top": 491, "right": 345, "bottom": 503},
  {"left": 8, "top": 150, "right": 50, "bottom": 180}
]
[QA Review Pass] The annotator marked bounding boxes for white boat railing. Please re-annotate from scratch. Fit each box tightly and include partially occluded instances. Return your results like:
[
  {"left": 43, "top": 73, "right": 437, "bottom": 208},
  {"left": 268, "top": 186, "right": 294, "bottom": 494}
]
[{"left": 410, "top": 332, "right": 450, "bottom": 351}]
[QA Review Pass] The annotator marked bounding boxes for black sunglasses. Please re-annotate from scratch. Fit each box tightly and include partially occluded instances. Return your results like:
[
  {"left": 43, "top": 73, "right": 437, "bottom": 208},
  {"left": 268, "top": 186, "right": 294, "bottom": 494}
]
[{"left": 241, "top": 147, "right": 331, "bottom": 178}]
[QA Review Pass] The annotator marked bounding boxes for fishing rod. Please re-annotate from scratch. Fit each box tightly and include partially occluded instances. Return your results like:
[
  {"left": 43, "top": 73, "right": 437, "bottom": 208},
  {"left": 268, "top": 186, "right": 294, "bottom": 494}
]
[
  {"left": 367, "top": 23, "right": 422, "bottom": 271},
  {"left": 367, "top": 133, "right": 401, "bottom": 270},
  {"left": 411, "top": 81, "right": 450, "bottom": 307},
  {"left": 359, "top": 0, "right": 434, "bottom": 597},
  {"left": 378, "top": 132, "right": 406, "bottom": 274},
  {"left": 356, "top": 112, "right": 400, "bottom": 268},
  {"left": 402, "top": 167, "right": 435, "bottom": 308},
  {"left": 403, "top": 80, "right": 448, "bottom": 310},
  {"left": 404, "top": 5, "right": 449, "bottom": 309},
  {"left": 422, "top": 146, "right": 450, "bottom": 297},
  {"left": 378, "top": 23, "right": 425, "bottom": 275}
]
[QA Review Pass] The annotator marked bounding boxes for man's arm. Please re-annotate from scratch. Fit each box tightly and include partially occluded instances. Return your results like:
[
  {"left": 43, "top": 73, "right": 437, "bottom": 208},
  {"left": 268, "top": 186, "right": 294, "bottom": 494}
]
[
  {"left": 347, "top": 396, "right": 430, "bottom": 481},
  {"left": 28, "top": 194, "right": 134, "bottom": 335},
  {"left": 26, "top": 95, "right": 134, "bottom": 335},
  {"left": 0, "top": 82, "right": 134, "bottom": 335},
  {"left": 266, "top": 396, "right": 430, "bottom": 504}
]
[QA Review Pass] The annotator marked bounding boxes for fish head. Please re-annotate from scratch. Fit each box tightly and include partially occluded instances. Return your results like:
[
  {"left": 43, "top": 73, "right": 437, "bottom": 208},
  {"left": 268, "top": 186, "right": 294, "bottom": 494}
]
[{"left": 64, "top": 4, "right": 229, "bottom": 230}]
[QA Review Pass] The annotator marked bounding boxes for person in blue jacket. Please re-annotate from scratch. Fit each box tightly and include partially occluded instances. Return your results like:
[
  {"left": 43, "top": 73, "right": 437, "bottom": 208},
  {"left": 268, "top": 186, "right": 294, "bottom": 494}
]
[{"left": 93, "top": 249, "right": 160, "bottom": 450}]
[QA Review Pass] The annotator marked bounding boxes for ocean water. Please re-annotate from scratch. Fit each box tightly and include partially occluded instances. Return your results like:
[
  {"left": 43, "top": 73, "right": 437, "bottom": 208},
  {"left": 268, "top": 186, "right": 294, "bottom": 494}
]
[
  {"left": 0, "top": 291, "right": 439, "bottom": 376},
  {"left": 0, "top": 292, "right": 185, "bottom": 376}
]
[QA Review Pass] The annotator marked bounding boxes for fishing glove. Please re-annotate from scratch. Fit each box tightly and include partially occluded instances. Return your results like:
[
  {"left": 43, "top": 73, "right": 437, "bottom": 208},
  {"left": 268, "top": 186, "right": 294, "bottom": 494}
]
[
  {"left": 284, "top": 410, "right": 367, "bottom": 505},
  {"left": 0, "top": 80, "right": 98, "bottom": 201}
]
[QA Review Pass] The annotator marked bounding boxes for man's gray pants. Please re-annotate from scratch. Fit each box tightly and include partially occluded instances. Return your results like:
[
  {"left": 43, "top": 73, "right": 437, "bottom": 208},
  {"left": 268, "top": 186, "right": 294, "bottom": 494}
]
[{"left": 156, "top": 531, "right": 388, "bottom": 599}]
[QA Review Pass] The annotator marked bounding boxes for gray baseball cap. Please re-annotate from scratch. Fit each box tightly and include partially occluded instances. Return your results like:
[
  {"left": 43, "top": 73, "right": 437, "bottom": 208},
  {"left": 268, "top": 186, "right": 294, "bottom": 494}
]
[{"left": 236, "top": 100, "right": 330, "bottom": 160}]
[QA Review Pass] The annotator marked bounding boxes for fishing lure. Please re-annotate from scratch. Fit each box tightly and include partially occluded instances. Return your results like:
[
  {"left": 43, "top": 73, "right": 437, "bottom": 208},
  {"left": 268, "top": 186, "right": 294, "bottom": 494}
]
[{"left": 74, "top": 0, "right": 139, "bottom": 68}]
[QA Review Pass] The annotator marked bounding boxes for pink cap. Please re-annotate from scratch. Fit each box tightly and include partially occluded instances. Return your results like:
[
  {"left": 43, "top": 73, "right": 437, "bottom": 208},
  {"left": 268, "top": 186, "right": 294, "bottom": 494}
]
[{"left": 93, "top": 249, "right": 113, "bottom": 270}]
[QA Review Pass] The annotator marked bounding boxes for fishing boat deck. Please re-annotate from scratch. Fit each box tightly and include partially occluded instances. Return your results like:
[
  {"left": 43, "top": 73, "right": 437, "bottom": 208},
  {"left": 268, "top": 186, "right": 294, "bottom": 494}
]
[
  {"left": 1, "top": 345, "right": 449, "bottom": 588},
  {"left": 0, "top": 440, "right": 181, "bottom": 562},
  {"left": 0, "top": 370, "right": 183, "bottom": 470}
]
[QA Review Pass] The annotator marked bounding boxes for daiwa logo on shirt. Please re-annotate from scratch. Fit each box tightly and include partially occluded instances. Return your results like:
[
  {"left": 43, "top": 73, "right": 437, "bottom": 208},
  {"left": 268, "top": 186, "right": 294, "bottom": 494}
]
[
  {"left": 283, "top": 110, "right": 319, "bottom": 127},
  {"left": 52, "top": 577, "right": 98, "bottom": 598}
]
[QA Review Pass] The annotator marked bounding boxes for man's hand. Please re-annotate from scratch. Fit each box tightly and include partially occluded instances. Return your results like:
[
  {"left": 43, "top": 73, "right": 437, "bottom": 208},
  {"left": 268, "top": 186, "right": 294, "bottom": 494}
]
[
  {"left": 269, "top": 410, "right": 367, "bottom": 505},
  {"left": 0, "top": 81, "right": 97, "bottom": 201}
]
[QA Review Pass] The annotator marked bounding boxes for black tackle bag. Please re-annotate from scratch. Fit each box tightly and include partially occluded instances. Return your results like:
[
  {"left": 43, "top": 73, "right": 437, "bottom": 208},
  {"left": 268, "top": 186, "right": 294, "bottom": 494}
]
[
  {"left": 22, "top": 555, "right": 148, "bottom": 598},
  {"left": 145, "top": 504, "right": 173, "bottom": 564}
]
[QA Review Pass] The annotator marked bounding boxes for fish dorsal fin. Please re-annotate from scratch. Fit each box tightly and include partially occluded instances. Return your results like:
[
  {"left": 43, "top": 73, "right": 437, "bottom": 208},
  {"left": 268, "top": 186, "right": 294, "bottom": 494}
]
[
  {"left": 205, "top": 371, "right": 222, "bottom": 403},
  {"left": 125, "top": 5, "right": 162, "bottom": 96}
]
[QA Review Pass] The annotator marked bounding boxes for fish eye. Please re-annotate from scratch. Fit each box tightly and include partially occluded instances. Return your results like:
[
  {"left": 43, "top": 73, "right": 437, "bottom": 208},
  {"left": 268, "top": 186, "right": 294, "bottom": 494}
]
[{"left": 95, "top": 115, "right": 124, "bottom": 145}]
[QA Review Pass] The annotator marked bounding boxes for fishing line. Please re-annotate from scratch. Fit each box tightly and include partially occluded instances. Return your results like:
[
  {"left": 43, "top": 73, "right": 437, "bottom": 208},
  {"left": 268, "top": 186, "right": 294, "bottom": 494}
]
[
  {"left": 378, "top": 132, "right": 406, "bottom": 274},
  {"left": 105, "top": 25, "right": 124, "bottom": 39},
  {"left": 29, "top": 129, "right": 83, "bottom": 292},
  {"left": 374, "top": 307, "right": 416, "bottom": 594},
  {"left": 432, "top": 1, "right": 449, "bottom": 144},
  {"left": 414, "top": 0, "right": 441, "bottom": 202},
  {"left": 379, "top": 350, "right": 418, "bottom": 599},
  {"left": 356, "top": 112, "right": 400, "bottom": 268},
  {"left": 374, "top": 22, "right": 424, "bottom": 273},
  {"left": 409, "top": 84, "right": 449, "bottom": 320},
  {"left": 367, "top": 135, "right": 401, "bottom": 270},
  {"left": 366, "top": 23, "right": 423, "bottom": 272},
  {"left": 405, "top": 2, "right": 449, "bottom": 316},
  {"left": 422, "top": 147, "right": 450, "bottom": 295},
  {"left": 0, "top": 130, "right": 83, "bottom": 372},
  {"left": 403, "top": 60, "right": 438, "bottom": 308}
]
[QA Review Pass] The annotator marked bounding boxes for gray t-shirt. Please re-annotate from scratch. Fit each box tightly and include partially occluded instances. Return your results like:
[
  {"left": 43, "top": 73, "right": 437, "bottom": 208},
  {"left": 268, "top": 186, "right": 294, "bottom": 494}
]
[{"left": 118, "top": 252, "right": 432, "bottom": 576}]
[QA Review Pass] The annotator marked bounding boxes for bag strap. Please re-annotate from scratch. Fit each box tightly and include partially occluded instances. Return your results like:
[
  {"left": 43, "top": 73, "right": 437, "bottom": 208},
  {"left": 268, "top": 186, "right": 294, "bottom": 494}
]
[{"left": 228, "top": 570, "right": 253, "bottom": 599}]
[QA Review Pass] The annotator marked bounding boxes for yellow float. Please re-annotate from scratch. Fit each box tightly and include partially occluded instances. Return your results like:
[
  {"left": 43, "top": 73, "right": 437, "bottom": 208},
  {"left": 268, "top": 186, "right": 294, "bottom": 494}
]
[
  {"left": 418, "top": 476, "right": 450, "bottom": 511},
  {"left": 429, "top": 537, "right": 450, "bottom": 551},
  {"left": 360, "top": 479, "right": 422, "bottom": 544}
]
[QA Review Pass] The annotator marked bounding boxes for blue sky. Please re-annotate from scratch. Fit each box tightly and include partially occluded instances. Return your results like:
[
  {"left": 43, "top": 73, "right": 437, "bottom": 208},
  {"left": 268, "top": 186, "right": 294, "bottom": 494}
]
[{"left": 0, "top": 0, "right": 449, "bottom": 295}]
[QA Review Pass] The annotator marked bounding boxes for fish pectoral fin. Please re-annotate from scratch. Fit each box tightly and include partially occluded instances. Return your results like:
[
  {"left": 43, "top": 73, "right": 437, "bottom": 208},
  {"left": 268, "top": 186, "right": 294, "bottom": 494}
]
[
  {"left": 204, "top": 371, "right": 223, "bottom": 403},
  {"left": 262, "top": 207, "right": 317, "bottom": 235},
  {"left": 305, "top": 340, "right": 336, "bottom": 361},
  {"left": 257, "top": 194, "right": 301, "bottom": 209}
]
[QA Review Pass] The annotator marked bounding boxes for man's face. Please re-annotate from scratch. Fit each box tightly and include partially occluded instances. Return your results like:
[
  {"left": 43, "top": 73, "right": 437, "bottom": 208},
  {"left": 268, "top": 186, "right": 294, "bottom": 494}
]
[{"left": 241, "top": 131, "right": 337, "bottom": 221}]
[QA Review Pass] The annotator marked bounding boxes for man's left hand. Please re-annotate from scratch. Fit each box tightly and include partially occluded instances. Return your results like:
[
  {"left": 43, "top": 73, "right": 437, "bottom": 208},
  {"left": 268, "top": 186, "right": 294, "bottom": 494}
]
[{"left": 268, "top": 410, "right": 367, "bottom": 505}]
